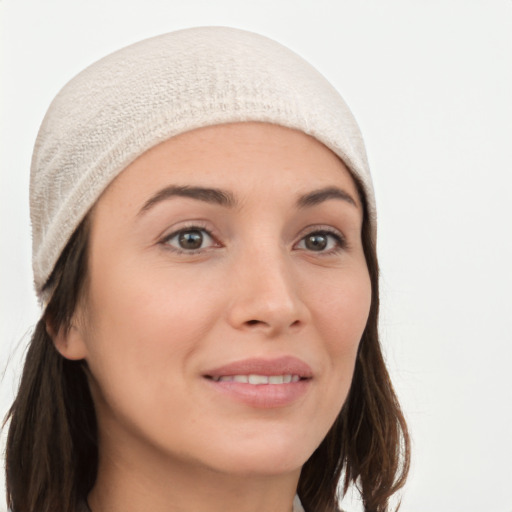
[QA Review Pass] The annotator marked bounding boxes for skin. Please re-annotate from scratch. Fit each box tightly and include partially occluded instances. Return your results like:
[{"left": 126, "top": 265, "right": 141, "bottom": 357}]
[{"left": 55, "top": 122, "right": 372, "bottom": 512}]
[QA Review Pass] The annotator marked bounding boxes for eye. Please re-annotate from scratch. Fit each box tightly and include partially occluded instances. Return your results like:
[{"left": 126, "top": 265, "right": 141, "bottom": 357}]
[
  {"left": 296, "top": 230, "right": 345, "bottom": 253},
  {"left": 162, "top": 227, "right": 217, "bottom": 252}
]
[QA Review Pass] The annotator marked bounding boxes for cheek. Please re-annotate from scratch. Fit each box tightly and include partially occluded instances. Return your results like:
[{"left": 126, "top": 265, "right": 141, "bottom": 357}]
[
  {"left": 313, "top": 266, "right": 371, "bottom": 344},
  {"left": 80, "top": 265, "right": 224, "bottom": 440},
  {"left": 85, "top": 263, "right": 221, "bottom": 361},
  {"left": 81, "top": 253, "right": 234, "bottom": 403},
  {"left": 293, "top": 265, "right": 371, "bottom": 451},
  {"left": 307, "top": 265, "right": 372, "bottom": 391}
]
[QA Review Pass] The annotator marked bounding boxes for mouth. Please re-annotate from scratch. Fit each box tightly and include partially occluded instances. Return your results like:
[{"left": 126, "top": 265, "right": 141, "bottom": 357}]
[
  {"left": 203, "top": 355, "right": 313, "bottom": 382},
  {"left": 202, "top": 356, "right": 313, "bottom": 408},
  {"left": 207, "top": 374, "right": 304, "bottom": 384}
]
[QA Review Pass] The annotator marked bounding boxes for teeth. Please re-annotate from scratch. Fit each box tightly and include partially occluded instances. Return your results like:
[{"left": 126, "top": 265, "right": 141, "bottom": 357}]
[
  {"left": 248, "top": 374, "right": 268, "bottom": 385},
  {"left": 212, "top": 374, "right": 300, "bottom": 385}
]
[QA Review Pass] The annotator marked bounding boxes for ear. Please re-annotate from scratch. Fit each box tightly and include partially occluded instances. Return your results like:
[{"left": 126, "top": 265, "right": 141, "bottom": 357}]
[{"left": 46, "top": 318, "right": 89, "bottom": 361}]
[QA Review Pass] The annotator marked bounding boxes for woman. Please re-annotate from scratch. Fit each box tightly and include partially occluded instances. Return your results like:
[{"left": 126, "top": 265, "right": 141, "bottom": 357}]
[{"left": 5, "top": 27, "right": 409, "bottom": 512}]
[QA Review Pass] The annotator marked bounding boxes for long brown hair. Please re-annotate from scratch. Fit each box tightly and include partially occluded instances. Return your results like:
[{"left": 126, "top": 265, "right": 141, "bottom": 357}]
[
  {"left": 5, "top": 217, "right": 96, "bottom": 512},
  {"left": 4, "top": 185, "right": 409, "bottom": 512}
]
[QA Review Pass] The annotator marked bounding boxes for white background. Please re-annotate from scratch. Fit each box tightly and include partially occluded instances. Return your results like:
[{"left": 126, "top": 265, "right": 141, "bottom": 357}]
[{"left": 1, "top": 1, "right": 511, "bottom": 511}]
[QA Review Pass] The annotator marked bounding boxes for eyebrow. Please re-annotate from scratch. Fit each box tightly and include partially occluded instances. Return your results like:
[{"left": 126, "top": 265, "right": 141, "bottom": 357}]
[
  {"left": 139, "top": 185, "right": 237, "bottom": 214},
  {"left": 138, "top": 184, "right": 357, "bottom": 216},
  {"left": 296, "top": 187, "right": 358, "bottom": 209}
]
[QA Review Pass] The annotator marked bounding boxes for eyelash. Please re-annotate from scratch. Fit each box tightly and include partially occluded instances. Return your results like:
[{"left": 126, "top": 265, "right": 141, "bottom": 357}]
[
  {"left": 160, "top": 225, "right": 347, "bottom": 255},
  {"left": 160, "top": 223, "right": 219, "bottom": 255},
  {"left": 295, "top": 227, "right": 347, "bottom": 254}
]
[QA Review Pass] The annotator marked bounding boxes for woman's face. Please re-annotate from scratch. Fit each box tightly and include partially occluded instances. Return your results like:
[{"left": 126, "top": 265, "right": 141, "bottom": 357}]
[{"left": 65, "top": 122, "right": 371, "bottom": 478}]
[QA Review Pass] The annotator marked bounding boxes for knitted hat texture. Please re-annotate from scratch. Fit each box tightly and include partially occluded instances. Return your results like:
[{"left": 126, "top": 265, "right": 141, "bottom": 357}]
[{"left": 30, "top": 26, "right": 376, "bottom": 301}]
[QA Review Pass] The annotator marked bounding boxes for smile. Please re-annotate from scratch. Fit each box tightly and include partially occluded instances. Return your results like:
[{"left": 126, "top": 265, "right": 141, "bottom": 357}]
[
  {"left": 203, "top": 356, "right": 313, "bottom": 408},
  {"left": 209, "top": 374, "right": 302, "bottom": 384}
]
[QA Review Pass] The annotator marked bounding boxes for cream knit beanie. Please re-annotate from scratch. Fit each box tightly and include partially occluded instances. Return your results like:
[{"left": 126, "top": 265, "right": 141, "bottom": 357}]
[{"left": 30, "top": 26, "right": 375, "bottom": 302}]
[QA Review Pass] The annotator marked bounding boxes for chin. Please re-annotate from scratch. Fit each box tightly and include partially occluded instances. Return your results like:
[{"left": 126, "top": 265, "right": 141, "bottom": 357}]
[
  {"left": 212, "top": 451, "right": 307, "bottom": 477},
  {"left": 196, "top": 428, "right": 321, "bottom": 477}
]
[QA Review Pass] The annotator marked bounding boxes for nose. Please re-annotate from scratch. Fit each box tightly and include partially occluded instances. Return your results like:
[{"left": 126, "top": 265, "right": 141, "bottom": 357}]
[{"left": 225, "top": 247, "right": 310, "bottom": 337}]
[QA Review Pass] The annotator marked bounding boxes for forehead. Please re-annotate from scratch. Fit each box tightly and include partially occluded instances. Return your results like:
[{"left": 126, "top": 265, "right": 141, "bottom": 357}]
[{"left": 98, "top": 122, "right": 362, "bottom": 211}]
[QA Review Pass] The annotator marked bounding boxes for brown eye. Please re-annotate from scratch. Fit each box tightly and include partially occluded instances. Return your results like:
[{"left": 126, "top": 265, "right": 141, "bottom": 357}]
[
  {"left": 178, "top": 230, "right": 204, "bottom": 250},
  {"left": 304, "top": 233, "right": 328, "bottom": 251},
  {"left": 296, "top": 230, "right": 344, "bottom": 253},
  {"left": 164, "top": 228, "right": 215, "bottom": 252}
]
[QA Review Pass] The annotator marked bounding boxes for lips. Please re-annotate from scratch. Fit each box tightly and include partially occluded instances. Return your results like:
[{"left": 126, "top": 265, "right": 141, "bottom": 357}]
[
  {"left": 203, "top": 356, "right": 313, "bottom": 408},
  {"left": 203, "top": 356, "right": 314, "bottom": 380},
  {"left": 210, "top": 374, "right": 301, "bottom": 384}
]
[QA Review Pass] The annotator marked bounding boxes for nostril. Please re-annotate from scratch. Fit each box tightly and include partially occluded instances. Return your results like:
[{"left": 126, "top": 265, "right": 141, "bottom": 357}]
[{"left": 244, "top": 318, "right": 302, "bottom": 329}]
